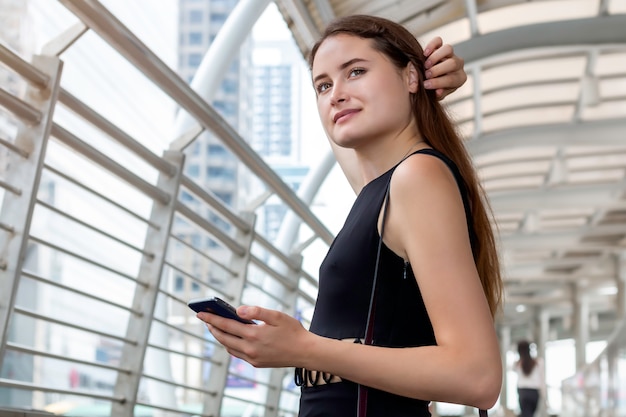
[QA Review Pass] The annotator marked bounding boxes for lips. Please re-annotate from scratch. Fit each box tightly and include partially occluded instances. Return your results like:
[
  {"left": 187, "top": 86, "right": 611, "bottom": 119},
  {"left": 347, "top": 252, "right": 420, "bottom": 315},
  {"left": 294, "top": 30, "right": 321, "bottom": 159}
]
[{"left": 333, "top": 109, "right": 359, "bottom": 123}]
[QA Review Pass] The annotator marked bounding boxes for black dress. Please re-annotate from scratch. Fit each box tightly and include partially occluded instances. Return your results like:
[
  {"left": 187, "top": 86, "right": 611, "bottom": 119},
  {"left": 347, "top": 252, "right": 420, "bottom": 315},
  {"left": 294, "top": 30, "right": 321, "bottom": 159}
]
[{"left": 297, "top": 149, "right": 476, "bottom": 417}]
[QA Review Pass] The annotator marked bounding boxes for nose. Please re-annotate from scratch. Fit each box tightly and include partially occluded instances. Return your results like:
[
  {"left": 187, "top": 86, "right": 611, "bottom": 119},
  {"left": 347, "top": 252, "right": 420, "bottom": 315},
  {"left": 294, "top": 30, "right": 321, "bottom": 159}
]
[{"left": 330, "top": 82, "right": 347, "bottom": 105}]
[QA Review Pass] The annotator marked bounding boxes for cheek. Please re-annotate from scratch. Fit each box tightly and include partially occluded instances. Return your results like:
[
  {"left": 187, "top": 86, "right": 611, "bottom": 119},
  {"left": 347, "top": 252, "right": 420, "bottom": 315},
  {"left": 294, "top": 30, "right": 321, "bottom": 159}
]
[{"left": 317, "top": 99, "right": 332, "bottom": 125}]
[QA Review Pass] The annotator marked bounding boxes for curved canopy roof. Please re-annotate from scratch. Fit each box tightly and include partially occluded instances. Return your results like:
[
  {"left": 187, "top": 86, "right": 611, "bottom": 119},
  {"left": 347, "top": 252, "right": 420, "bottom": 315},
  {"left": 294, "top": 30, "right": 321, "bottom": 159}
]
[{"left": 275, "top": 0, "right": 626, "bottom": 336}]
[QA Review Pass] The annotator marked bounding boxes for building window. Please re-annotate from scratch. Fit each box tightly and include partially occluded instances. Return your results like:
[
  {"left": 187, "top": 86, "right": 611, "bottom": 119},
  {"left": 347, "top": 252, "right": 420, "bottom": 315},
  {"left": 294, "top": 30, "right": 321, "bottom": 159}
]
[
  {"left": 180, "top": 190, "right": 194, "bottom": 203},
  {"left": 213, "top": 191, "right": 233, "bottom": 206},
  {"left": 188, "top": 32, "right": 202, "bottom": 45},
  {"left": 213, "top": 100, "right": 237, "bottom": 116},
  {"left": 207, "top": 166, "right": 235, "bottom": 180},
  {"left": 208, "top": 144, "right": 228, "bottom": 157},
  {"left": 188, "top": 53, "right": 203, "bottom": 68},
  {"left": 189, "top": 10, "right": 203, "bottom": 24},
  {"left": 210, "top": 12, "right": 228, "bottom": 26},
  {"left": 175, "top": 275, "right": 184, "bottom": 291},
  {"left": 221, "top": 78, "right": 238, "bottom": 94},
  {"left": 186, "top": 163, "right": 200, "bottom": 177}
]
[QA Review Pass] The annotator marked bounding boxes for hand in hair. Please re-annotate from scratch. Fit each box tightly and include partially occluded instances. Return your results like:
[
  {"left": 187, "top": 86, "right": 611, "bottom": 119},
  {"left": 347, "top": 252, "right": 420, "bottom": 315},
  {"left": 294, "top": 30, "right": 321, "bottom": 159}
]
[{"left": 423, "top": 37, "right": 467, "bottom": 100}]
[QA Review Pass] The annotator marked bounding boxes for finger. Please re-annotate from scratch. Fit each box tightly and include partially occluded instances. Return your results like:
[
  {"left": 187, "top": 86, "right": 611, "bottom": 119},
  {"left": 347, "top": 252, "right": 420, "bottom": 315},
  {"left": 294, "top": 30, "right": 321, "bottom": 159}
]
[
  {"left": 423, "top": 73, "right": 464, "bottom": 93},
  {"left": 436, "top": 88, "right": 452, "bottom": 100},
  {"left": 207, "top": 323, "right": 249, "bottom": 355},
  {"left": 423, "top": 71, "right": 462, "bottom": 90},
  {"left": 425, "top": 44, "right": 454, "bottom": 70},
  {"left": 423, "top": 36, "right": 443, "bottom": 58},
  {"left": 426, "top": 56, "right": 463, "bottom": 80},
  {"left": 236, "top": 305, "right": 281, "bottom": 324},
  {"left": 197, "top": 312, "right": 248, "bottom": 337}
]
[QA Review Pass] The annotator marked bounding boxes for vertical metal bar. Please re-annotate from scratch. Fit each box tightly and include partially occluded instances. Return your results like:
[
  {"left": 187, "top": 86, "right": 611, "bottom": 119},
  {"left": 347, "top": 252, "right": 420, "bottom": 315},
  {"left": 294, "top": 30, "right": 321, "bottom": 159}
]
[
  {"left": 264, "top": 254, "right": 303, "bottom": 417},
  {"left": 463, "top": 0, "right": 479, "bottom": 37},
  {"left": 0, "top": 54, "right": 63, "bottom": 369},
  {"left": 110, "top": 150, "right": 184, "bottom": 417},
  {"left": 201, "top": 211, "right": 256, "bottom": 417}
]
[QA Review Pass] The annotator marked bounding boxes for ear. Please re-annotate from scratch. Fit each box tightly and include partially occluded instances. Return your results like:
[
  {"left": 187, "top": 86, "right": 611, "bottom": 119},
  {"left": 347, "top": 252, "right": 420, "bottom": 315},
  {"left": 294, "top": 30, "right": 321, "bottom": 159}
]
[{"left": 406, "top": 62, "right": 419, "bottom": 93}]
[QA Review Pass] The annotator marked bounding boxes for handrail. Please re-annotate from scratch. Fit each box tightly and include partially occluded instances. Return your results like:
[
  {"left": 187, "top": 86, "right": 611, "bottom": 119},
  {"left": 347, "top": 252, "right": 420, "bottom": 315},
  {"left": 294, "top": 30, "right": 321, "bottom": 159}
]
[
  {"left": 0, "top": 4, "right": 317, "bottom": 416},
  {"left": 0, "top": 88, "right": 42, "bottom": 125},
  {"left": 58, "top": 88, "right": 178, "bottom": 177},
  {"left": 0, "top": 44, "right": 50, "bottom": 87},
  {"left": 58, "top": 0, "right": 334, "bottom": 246}
]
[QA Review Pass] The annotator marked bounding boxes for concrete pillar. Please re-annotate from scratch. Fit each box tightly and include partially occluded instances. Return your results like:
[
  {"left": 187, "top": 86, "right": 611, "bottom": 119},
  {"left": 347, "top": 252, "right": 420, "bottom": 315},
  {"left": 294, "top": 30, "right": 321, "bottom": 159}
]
[
  {"left": 535, "top": 308, "right": 550, "bottom": 417},
  {"left": 616, "top": 253, "right": 626, "bottom": 319},
  {"left": 573, "top": 282, "right": 589, "bottom": 371}
]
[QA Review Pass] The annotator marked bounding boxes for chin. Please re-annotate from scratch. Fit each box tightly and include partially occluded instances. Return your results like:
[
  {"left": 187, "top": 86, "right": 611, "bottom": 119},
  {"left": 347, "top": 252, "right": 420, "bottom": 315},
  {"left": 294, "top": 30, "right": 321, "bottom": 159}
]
[{"left": 331, "top": 133, "right": 365, "bottom": 149}]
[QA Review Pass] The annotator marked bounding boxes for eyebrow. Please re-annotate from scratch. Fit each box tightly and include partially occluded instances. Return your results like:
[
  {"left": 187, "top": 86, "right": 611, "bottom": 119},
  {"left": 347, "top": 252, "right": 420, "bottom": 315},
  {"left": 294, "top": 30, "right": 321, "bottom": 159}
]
[{"left": 312, "top": 58, "right": 369, "bottom": 84}]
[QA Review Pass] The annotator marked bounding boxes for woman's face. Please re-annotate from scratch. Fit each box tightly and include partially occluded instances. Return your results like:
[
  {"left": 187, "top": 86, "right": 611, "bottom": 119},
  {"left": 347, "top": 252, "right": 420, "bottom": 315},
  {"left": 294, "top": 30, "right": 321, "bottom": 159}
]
[{"left": 311, "top": 34, "right": 418, "bottom": 149}]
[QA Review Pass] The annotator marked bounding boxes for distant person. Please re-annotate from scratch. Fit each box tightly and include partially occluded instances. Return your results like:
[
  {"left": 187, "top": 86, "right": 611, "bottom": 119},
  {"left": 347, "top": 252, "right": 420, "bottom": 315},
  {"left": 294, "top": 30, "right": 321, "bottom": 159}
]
[{"left": 515, "top": 340, "right": 546, "bottom": 417}]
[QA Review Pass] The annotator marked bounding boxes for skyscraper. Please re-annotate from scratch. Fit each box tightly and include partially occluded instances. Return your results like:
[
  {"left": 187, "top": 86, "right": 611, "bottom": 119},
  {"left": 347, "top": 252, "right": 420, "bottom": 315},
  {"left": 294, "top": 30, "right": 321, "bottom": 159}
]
[
  {"left": 251, "top": 38, "right": 309, "bottom": 241},
  {"left": 174, "top": 0, "right": 253, "bottom": 295},
  {"left": 0, "top": 0, "right": 31, "bottom": 175}
]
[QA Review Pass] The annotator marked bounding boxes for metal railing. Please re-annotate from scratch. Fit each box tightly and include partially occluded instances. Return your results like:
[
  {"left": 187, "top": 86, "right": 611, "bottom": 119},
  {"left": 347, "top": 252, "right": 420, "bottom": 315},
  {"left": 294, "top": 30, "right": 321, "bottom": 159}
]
[
  {"left": 561, "top": 312, "right": 626, "bottom": 417},
  {"left": 0, "top": 2, "right": 329, "bottom": 416}
]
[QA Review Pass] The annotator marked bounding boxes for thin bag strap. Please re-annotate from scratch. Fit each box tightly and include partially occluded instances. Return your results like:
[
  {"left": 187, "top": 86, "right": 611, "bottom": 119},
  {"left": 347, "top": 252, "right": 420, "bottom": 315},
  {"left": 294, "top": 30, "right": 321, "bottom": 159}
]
[
  {"left": 357, "top": 165, "right": 488, "bottom": 417},
  {"left": 357, "top": 177, "right": 391, "bottom": 417},
  {"left": 364, "top": 177, "right": 392, "bottom": 345}
]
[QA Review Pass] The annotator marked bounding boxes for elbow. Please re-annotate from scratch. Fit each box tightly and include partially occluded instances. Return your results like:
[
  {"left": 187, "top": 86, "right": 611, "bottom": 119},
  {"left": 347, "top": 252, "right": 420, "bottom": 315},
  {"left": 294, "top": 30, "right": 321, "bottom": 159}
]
[{"left": 467, "top": 363, "right": 502, "bottom": 410}]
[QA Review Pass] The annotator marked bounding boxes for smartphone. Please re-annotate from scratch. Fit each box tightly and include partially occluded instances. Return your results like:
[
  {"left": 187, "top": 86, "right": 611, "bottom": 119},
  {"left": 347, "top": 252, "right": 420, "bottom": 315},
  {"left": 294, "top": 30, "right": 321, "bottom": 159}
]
[{"left": 187, "top": 296, "right": 256, "bottom": 325}]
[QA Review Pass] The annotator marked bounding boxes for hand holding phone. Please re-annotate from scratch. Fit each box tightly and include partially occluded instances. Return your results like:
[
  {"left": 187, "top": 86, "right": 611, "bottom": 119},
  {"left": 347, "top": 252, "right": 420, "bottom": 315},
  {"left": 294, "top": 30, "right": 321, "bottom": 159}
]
[{"left": 187, "top": 296, "right": 256, "bottom": 325}]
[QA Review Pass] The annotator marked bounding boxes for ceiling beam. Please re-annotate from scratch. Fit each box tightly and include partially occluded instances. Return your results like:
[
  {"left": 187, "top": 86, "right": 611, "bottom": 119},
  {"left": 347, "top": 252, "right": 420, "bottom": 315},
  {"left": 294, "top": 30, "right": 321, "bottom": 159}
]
[
  {"left": 489, "top": 182, "right": 626, "bottom": 213},
  {"left": 499, "top": 224, "right": 626, "bottom": 249},
  {"left": 312, "top": 0, "right": 335, "bottom": 25},
  {"left": 455, "top": 15, "right": 626, "bottom": 65},
  {"left": 275, "top": 0, "right": 321, "bottom": 49},
  {"left": 467, "top": 118, "right": 626, "bottom": 156}
]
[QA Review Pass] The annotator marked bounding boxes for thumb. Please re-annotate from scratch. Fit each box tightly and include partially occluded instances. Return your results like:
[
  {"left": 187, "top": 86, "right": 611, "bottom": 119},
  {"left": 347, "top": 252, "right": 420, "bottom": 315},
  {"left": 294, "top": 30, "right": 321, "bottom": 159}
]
[{"left": 237, "top": 305, "right": 268, "bottom": 321}]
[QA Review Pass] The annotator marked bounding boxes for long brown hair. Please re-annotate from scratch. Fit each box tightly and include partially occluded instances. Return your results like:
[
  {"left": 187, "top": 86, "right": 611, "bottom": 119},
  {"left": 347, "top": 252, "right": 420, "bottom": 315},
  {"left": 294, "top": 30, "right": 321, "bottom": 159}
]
[
  {"left": 309, "top": 15, "right": 503, "bottom": 317},
  {"left": 517, "top": 340, "right": 537, "bottom": 375}
]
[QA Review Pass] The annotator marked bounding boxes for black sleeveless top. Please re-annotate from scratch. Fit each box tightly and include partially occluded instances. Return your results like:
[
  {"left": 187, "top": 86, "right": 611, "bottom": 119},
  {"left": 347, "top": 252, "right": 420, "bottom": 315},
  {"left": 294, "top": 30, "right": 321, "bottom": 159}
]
[{"left": 298, "top": 149, "right": 476, "bottom": 417}]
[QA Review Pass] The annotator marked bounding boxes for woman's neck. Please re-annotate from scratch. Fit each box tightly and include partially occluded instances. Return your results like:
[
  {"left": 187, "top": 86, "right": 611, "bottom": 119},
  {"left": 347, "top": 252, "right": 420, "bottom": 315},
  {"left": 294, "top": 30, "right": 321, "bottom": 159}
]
[{"left": 356, "top": 134, "right": 425, "bottom": 184}]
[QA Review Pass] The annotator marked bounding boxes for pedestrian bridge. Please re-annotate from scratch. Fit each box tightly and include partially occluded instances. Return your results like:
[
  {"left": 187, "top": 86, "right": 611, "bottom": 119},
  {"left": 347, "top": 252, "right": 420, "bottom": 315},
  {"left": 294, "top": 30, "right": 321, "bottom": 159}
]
[{"left": 0, "top": 1, "right": 625, "bottom": 416}]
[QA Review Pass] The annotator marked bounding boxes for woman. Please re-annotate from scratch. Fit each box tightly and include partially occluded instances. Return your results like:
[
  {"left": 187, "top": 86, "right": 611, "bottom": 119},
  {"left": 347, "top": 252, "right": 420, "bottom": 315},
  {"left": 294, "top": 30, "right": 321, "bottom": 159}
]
[
  {"left": 197, "top": 15, "right": 503, "bottom": 417},
  {"left": 515, "top": 341, "right": 545, "bottom": 417}
]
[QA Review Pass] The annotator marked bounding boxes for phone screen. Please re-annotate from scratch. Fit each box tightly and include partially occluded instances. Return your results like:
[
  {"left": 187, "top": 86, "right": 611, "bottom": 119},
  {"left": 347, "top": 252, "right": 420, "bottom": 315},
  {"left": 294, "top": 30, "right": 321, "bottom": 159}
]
[{"left": 187, "top": 297, "right": 256, "bottom": 325}]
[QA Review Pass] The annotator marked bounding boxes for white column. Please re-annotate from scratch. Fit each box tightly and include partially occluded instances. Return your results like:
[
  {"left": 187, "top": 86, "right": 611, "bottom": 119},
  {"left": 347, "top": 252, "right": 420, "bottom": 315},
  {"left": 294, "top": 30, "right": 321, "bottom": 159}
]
[
  {"left": 616, "top": 253, "right": 626, "bottom": 319},
  {"left": 573, "top": 282, "right": 589, "bottom": 371}
]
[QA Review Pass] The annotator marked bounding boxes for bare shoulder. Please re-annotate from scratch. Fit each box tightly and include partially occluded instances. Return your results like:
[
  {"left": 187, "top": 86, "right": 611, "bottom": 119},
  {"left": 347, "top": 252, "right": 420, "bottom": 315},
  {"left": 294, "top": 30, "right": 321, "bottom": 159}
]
[
  {"left": 382, "top": 151, "right": 467, "bottom": 260},
  {"left": 389, "top": 151, "right": 458, "bottom": 198}
]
